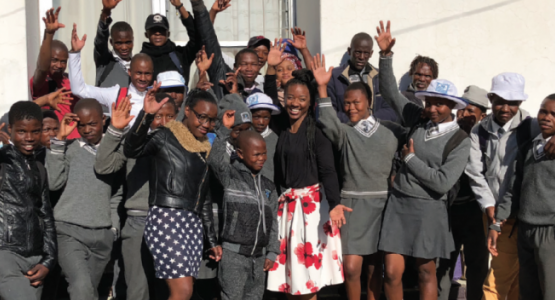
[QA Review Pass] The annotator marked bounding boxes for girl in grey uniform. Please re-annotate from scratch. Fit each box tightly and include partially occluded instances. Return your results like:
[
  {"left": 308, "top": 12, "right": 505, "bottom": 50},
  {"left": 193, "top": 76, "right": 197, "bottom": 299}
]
[
  {"left": 314, "top": 54, "right": 405, "bottom": 299},
  {"left": 374, "top": 21, "right": 471, "bottom": 300}
]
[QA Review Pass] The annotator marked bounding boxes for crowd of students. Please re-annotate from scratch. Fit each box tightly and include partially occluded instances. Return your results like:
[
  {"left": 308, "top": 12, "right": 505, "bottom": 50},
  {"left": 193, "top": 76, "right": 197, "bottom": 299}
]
[{"left": 1, "top": 1, "right": 554, "bottom": 300}]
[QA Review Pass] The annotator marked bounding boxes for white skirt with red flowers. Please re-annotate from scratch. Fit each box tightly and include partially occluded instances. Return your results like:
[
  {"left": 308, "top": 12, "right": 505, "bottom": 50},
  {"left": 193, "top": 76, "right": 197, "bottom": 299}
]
[{"left": 267, "top": 184, "right": 344, "bottom": 295}]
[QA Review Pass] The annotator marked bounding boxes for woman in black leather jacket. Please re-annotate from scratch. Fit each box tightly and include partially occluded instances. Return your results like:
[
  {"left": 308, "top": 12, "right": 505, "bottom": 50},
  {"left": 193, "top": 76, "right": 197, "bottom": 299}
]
[{"left": 124, "top": 86, "right": 221, "bottom": 300}]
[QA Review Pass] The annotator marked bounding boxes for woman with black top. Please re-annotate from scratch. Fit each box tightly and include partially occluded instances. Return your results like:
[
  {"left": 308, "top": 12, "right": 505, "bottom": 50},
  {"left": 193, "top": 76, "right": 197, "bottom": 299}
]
[
  {"left": 265, "top": 43, "right": 347, "bottom": 298},
  {"left": 124, "top": 85, "right": 222, "bottom": 300}
]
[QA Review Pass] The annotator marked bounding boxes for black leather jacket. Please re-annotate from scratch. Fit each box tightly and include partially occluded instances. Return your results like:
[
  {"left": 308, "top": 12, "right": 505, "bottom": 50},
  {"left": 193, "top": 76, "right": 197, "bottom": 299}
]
[
  {"left": 124, "top": 110, "right": 217, "bottom": 248},
  {"left": 0, "top": 145, "right": 57, "bottom": 270}
]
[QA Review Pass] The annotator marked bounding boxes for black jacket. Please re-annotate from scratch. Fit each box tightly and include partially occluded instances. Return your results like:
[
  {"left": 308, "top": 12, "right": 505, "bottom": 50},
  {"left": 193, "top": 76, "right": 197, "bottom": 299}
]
[
  {"left": 140, "top": 0, "right": 211, "bottom": 83},
  {"left": 0, "top": 145, "right": 57, "bottom": 270},
  {"left": 124, "top": 110, "right": 217, "bottom": 248}
]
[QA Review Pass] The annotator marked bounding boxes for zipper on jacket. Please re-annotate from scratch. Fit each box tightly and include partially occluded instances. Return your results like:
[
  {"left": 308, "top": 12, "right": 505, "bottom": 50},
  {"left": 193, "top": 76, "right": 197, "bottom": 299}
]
[
  {"left": 6, "top": 216, "right": 13, "bottom": 243},
  {"left": 251, "top": 175, "right": 262, "bottom": 255}
]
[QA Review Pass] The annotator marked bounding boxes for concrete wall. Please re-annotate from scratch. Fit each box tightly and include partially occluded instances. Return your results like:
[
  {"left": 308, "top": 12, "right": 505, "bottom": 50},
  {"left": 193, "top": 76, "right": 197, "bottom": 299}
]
[
  {"left": 296, "top": 0, "right": 321, "bottom": 57},
  {"left": 319, "top": 0, "right": 555, "bottom": 114}
]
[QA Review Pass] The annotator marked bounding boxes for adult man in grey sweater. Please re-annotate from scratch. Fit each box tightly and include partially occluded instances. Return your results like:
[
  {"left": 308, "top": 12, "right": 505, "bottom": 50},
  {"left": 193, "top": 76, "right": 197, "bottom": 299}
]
[
  {"left": 489, "top": 94, "right": 555, "bottom": 300},
  {"left": 46, "top": 99, "right": 123, "bottom": 300}
]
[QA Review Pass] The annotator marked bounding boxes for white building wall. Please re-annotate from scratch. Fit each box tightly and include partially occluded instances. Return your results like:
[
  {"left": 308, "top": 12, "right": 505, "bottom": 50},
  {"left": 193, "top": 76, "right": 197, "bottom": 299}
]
[{"left": 319, "top": 0, "right": 555, "bottom": 114}]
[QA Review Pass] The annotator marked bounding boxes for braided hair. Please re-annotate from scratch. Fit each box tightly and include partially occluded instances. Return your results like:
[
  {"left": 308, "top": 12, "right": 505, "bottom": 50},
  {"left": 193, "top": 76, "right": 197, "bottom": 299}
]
[
  {"left": 408, "top": 55, "right": 439, "bottom": 79},
  {"left": 283, "top": 69, "right": 317, "bottom": 160}
]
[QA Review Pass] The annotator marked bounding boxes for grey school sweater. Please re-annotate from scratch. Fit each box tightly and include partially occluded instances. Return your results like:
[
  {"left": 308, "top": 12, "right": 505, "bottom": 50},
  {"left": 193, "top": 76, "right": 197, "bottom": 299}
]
[
  {"left": 318, "top": 97, "right": 405, "bottom": 199},
  {"left": 379, "top": 55, "right": 471, "bottom": 201},
  {"left": 93, "top": 125, "right": 150, "bottom": 216},
  {"left": 260, "top": 126, "right": 278, "bottom": 183},
  {"left": 497, "top": 137, "right": 555, "bottom": 225},
  {"left": 46, "top": 137, "right": 123, "bottom": 228}
]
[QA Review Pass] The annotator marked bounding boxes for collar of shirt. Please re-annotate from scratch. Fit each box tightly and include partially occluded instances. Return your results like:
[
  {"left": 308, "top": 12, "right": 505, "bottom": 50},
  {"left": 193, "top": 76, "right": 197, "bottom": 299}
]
[
  {"left": 491, "top": 117, "right": 513, "bottom": 136},
  {"left": 243, "top": 81, "right": 260, "bottom": 93},
  {"left": 353, "top": 115, "right": 379, "bottom": 137},
  {"left": 533, "top": 134, "right": 553, "bottom": 158},
  {"left": 78, "top": 136, "right": 103, "bottom": 155},
  {"left": 226, "top": 141, "right": 238, "bottom": 160},
  {"left": 261, "top": 126, "right": 272, "bottom": 138},
  {"left": 112, "top": 51, "right": 131, "bottom": 71},
  {"left": 128, "top": 83, "right": 147, "bottom": 97},
  {"left": 426, "top": 115, "right": 459, "bottom": 139}
]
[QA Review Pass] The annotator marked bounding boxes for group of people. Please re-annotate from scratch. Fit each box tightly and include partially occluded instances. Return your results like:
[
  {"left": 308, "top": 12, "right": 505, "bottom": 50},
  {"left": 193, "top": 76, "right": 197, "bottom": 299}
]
[{"left": 0, "top": 1, "right": 554, "bottom": 300}]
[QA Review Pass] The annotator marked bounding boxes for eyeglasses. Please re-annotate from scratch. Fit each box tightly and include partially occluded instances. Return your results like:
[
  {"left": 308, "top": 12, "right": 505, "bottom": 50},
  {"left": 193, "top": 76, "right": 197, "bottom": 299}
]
[{"left": 191, "top": 108, "right": 216, "bottom": 126}]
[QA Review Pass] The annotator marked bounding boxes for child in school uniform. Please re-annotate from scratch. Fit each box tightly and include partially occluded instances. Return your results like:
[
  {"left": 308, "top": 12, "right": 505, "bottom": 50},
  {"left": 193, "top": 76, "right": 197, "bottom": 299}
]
[
  {"left": 209, "top": 109, "right": 279, "bottom": 300},
  {"left": 374, "top": 21, "right": 471, "bottom": 300},
  {"left": 246, "top": 92, "right": 280, "bottom": 182},
  {"left": 315, "top": 71, "right": 405, "bottom": 299},
  {"left": 46, "top": 99, "right": 123, "bottom": 300},
  {"left": 489, "top": 94, "right": 555, "bottom": 300}
]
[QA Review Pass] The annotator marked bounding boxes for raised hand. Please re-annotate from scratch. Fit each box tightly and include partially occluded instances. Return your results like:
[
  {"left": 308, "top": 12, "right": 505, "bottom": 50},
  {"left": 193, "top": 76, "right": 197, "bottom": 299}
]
[
  {"left": 71, "top": 23, "right": 87, "bottom": 52},
  {"left": 222, "top": 110, "right": 235, "bottom": 129},
  {"left": 290, "top": 27, "right": 307, "bottom": 50},
  {"left": 102, "top": 0, "right": 122, "bottom": 10},
  {"left": 46, "top": 88, "right": 73, "bottom": 112},
  {"left": 267, "top": 38, "right": 286, "bottom": 67},
  {"left": 211, "top": 0, "right": 231, "bottom": 13},
  {"left": 196, "top": 71, "right": 214, "bottom": 91},
  {"left": 311, "top": 53, "right": 333, "bottom": 87},
  {"left": 374, "top": 20, "right": 396, "bottom": 54},
  {"left": 57, "top": 113, "right": 80, "bottom": 140},
  {"left": 43, "top": 7, "right": 65, "bottom": 35},
  {"left": 195, "top": 46, "right": 215, "bottom": 74},
  {"left": 0, "top": 123, "right": 10, "bottom": 145},
  {"left": 402, "top": 138, "right": 414, "bottom": 158},
  {"left": 111, "top": 95, "right": 135, "bottom": 130},
  {"left": 144, "top": 81, "right": 169, "bottom": 114},
  {"left": 219, "top": 68, "right": 240, "bottom": 94},
  {"left": 329, "top": 204, "right": 354, "bottom": 228},
  {"left": 169, "top": 0, "right": 183, "bottom": 7}
]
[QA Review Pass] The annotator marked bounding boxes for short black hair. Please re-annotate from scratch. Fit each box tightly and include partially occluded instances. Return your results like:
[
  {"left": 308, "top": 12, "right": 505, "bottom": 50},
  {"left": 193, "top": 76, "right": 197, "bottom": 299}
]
[
  {"left": 155, "top": 93, "right": 178, "bottom": 113},
  {"left": 234, "top": 48, "right": 259, "bottom": 67},
  {"left": 409, "top": 55, "right": 439, "bottom": 79},
  {"left": 186, "top": 88, "right": 217, "bottom": 109},
  {"left": 73, "top": 98, "right": 103, "bottom": 117},
  {"left": 130, "top": 53, "right": 153, "bottom": 70},
  {"left": 345, "top": 82, "right": 372, "bottom": 104},
  {"left": 350, "top": 32, "right": 373, "bottom": 48},
  {"left": 111, "top": 21, "right": 133, "bottom": 38},
  {"left": 51, "top": 40, "right": 69, "bottom": 54},
  {"left": 42, "top": 109, "right": 59, "bottom": 122},
  {"left": 545, "top": 94, "right": 555, "bottom": 101},
  {"left": 9, "top": 101, "right": 43, "bottom": 125}
]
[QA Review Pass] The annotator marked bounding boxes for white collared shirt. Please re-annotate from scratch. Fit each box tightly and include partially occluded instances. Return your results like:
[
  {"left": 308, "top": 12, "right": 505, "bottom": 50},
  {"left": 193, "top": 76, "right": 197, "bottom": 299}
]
[
  {"left": 112, "top": 51, "right": 131, "bottom": 72},
  {"left": 69, "top": 51, "right": 145, "bottom": 127},
  {"left": 533, "top": 134, "right": 552, "bottom": 158},
  {"left": 261, "top": 126, "right": 272, "bottom": 138},
  {"left": 353, "top": 115, "right": 379, "bottom": 137},
  {"left": 491, "top": 117, "right": 513, "bottom": 138},
  {"left": 77, "top": 136, "right": 103, "bottom": 155},
  {"left": 425, "top": 116, "right": 459, "bottom": 140}
]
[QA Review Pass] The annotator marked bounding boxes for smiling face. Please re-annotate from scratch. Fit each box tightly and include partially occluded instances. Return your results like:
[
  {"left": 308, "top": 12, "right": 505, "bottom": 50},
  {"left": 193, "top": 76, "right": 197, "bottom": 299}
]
[
  {"left": 236, "top": 52, "right": 260, "bottom": 87},
  {"left": 150, "top": 102, "right": 177, "bottom": 130},
  {"left": 9, "top": 119, "right": 42, "bottom": 156},
  {"left": 285, "top": 84, "right": 310, "bottom": 122},
  {"left": 128, "top": 58, "right": 153, "bottom": 92},
  {"left": 237, "top": 137, "right": 267, "bottom": 174},
  {"left": 348, "top": 38, "right": 373, "bottom": 72},
  {"left": 489, "top": 94, "right": 522, "bottom": 126},
  {"left": 76, "top": 109, "right": 104, "bottom": 145},
  {"left": 424, "top": 96, "right": 456, "bottom": 124},
  {"left": 344, "top": 89, "right": 371, "bottom": 124},
  {"left": 110, "top": 30, "right": 134, "bottom": 61},
  {"left": 145, "top": 27, "right": 169, "bottom": 47},
  {"left": 412, "top": 63, "right": 434, "bottom": 91},
  {"left": 41, "top": 117, "right": 60, "bottom": 149},
  {"left": 50, "top": 48, "right": 68, "bottom": 79},
  {"left": 276, "top": 59, "right": 295, "bottom": 87},
  {"left": 184, "top": 100, "right": 218, "bottom": 139},
  {"left": 538, "top": 98, "right": 555, "bottom": 138}
]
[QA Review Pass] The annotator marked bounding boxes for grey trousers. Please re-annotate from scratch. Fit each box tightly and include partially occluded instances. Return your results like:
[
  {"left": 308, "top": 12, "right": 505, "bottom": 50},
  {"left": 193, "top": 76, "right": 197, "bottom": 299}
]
[
  {"left": 518, "top": 222, "right": 555, "bottom": 300},
  {"left": 437, "top": 201, "right": 489, "bottom": 300},
  {"left": 56, "top": 222, "right": 113, "bottom": 300},
  {"left": 218, "top": 248, "right": 266, "bottom": 300},
  {"left": 0, "top": 250, "right": 42, "bottom": 300}
]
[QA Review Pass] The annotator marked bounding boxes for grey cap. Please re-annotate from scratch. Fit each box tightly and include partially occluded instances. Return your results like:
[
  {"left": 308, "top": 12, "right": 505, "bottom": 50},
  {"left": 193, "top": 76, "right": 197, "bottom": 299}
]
[
  {"left": 218, "top": 94, "right": 252, "bottom": 128},
  {"left": 461, "top": 85, "right": 490, "bottom": 109}
]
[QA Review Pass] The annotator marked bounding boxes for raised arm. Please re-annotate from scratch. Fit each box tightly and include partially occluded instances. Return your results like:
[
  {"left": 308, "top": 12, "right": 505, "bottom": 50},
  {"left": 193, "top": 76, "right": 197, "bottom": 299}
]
[
  {"left": 375, "top": 21, "right": 423, "bottom": 127},
  {"left": 207, "top": 110, "right": 235, "bottom": 186},
  {"left": 94, "top": 0, "right": 122, "bottom": 65},
  {"left": 45, "top": 113, "right": 79, "bottom": 191},
  {"left": 290, "top": 27, "right": 314, "bottom": 70},
  {"left": 209, "top": 0, "right": 231, "bottom": 24},
  {"left": 33, "top": 7, "right": 65, "bottom": 93}
]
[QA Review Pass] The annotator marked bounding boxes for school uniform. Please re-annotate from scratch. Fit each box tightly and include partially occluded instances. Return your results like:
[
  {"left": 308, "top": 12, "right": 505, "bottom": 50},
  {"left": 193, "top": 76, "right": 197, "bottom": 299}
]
[
  {"left": 318, "top": 97, "right": 405, "bottom": 255},
  {"left": 260, "top": 126, "right": 278, "bottom": 182},
  {"left": 377, "top": 55, "right": 471, "bottom": 259},
  {"left": 495, "top": 134, "right": 555, "bottom": 300}
]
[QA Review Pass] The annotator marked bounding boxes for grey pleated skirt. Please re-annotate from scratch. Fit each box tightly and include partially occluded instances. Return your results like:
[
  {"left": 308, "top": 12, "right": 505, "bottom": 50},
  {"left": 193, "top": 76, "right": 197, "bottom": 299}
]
[
  {"left": 378, "top": 190, "right": 454, "bottom": 259},
  {"left": 340, "top": 197, "right": 387, "bottom": 255}
]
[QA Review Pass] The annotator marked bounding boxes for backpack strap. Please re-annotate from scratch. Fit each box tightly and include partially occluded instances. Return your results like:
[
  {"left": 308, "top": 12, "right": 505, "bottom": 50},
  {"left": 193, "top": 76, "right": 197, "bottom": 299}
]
[
  {"left": 115, "top": 87, "right": 129, "bottom": 109},
  {"left": 169, "top": 51, "right": 184, "bottom": 75},
  {"left": 477, "top": 125, "right": 489, "bottom": 174},
  {"left": 97, "top": 60, "right": 117, "bottom": 87},
  {"left": 442, "top": 129, "right": 468, "bottom": 163}
]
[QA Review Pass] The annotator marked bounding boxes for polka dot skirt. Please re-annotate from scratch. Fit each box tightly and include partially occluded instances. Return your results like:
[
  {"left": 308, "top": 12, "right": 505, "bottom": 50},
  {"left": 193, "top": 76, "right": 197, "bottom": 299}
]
[{"left": 144, "top": 206, "right": 203, "bottom": 279}]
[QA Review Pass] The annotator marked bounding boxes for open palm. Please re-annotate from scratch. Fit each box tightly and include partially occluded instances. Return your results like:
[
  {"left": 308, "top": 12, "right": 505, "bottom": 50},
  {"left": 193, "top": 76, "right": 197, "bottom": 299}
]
[
  {"left": 144, "top": 82, "right": 169, "bottom": 114},
  {"left": 374, "top": 20, "right": 396, "bottom": 53},
  {"left": 290, "top": 27, "right": 307, "bottom": 50},
  {"left": 43, "top": 7, "right": 65, "bottom": 34},
  {"left": 311, "top": 54, "right": 333, "bottom": 87},
  {"left": 102, "top": 0, "right": 122, "bottom": 10},
  {"left": 267, "top": 38, "right": 285, "bottom": 67},
  {"left": 71, "top": 24, "right": 87, "bottom": 52}
]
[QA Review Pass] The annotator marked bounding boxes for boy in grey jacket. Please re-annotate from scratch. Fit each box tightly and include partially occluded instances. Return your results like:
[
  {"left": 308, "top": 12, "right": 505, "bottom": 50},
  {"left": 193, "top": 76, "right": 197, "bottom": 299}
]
[
  {"left": 46, "top": 99, "right": 123, "bottom": 300},
  {"left": 208, "top": 111, "right": 279, "bottom": 300},
  {"left": 489, "top": 94, "right": 555, "bottom": 300}
]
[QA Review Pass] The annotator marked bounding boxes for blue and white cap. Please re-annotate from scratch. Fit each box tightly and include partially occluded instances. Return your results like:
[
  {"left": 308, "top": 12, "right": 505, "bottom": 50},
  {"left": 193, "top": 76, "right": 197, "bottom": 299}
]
[
  {"left": 246, "top": 93, "right": 281, "bottom": 115},
  {"left": 415, "top": 79, "right": 468, "bottom": 110},
  {"left": 155, "top": 71, "right": 186, "bottom": 89}
]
